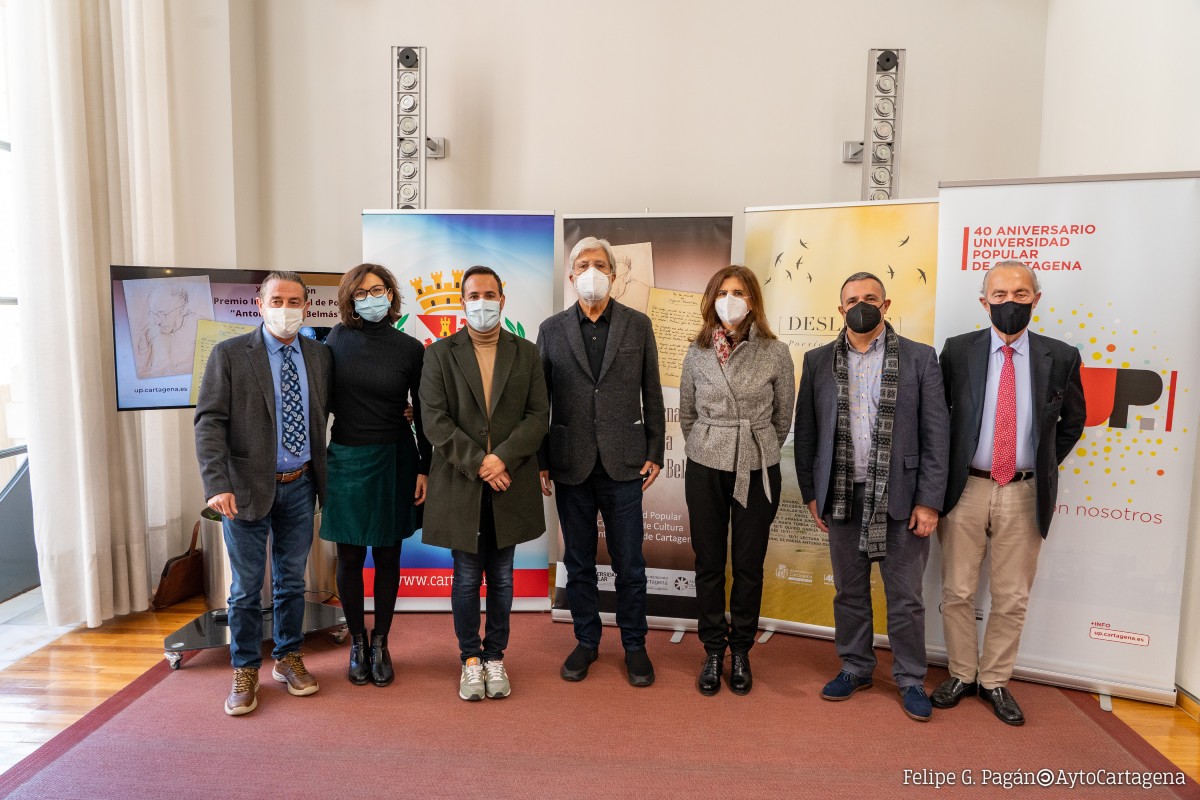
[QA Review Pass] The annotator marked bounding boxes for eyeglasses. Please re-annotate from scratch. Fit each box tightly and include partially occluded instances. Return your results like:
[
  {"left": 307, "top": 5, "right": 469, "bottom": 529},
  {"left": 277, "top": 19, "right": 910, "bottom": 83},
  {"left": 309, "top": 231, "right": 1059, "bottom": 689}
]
[
  {"left": 572, "top": 260, "right": 612, "bottom": 275},
  {"left": 149, "top": 303, "right": 187, "bottom": 321},
  {"left": 352, "top": 285, "right": 389, "bottom": 302}
]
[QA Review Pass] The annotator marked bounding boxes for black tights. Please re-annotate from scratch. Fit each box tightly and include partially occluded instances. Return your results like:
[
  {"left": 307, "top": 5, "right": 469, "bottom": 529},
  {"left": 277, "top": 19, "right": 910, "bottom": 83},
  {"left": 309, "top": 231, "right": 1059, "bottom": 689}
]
[{"left": 336, "top": 544, "right": 401, "bottom": 637}]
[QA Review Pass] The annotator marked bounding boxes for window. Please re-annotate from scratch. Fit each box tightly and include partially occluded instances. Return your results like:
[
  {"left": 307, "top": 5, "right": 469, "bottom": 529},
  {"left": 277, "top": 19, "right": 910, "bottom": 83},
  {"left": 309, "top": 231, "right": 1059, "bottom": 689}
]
[{"left": 0, "top": 0, "right": 28, "bottom": 489}]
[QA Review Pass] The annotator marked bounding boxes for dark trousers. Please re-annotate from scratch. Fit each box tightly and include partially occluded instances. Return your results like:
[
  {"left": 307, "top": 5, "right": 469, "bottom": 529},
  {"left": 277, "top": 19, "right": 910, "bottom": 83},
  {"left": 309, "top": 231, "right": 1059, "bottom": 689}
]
[
  {"left": 451, "top": 489, "right": 515, "bottom": 663},
  {"left": 826, "top": 482, "right": 929, "bottom": 688},
  {"left": 684, "top": 459, "right": 781, "bottom": 655},
  {"left": 555, "top": 465, "right": 648, "bottom": 651}
]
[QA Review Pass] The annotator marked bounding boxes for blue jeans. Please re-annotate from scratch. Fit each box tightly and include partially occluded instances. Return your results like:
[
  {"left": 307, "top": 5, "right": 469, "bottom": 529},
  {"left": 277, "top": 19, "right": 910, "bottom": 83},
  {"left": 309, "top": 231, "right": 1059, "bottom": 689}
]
[
  {"left": 451, "top": 489, "right": 515, "bottom": 662},
  {"left": 222, "top": 471, "right": 315, "bottom": 669},
  {"left": 555, "top": 467, "right": 648, "bottom": 651}
]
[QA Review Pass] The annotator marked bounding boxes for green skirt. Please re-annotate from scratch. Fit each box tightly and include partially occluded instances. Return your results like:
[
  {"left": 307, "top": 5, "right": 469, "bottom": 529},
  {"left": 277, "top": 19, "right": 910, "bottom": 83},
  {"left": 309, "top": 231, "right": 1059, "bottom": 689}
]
[{"left": 319, "top": 441, "right": 422, "bottom": 547}]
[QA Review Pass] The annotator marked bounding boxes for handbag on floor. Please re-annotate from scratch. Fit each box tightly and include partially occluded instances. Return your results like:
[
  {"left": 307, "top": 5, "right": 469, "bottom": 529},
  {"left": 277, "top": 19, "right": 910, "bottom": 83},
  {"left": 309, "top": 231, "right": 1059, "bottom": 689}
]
[{"left": 151, "top": 520, "right": 205, "bottom": 609}]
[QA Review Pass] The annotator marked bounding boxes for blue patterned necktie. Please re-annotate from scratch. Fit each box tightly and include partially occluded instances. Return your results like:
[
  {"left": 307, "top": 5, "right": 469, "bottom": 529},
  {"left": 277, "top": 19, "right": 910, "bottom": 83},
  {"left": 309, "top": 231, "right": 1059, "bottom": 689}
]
[{"left": 280, "top": 345, "right": 306, "bottom": 457}]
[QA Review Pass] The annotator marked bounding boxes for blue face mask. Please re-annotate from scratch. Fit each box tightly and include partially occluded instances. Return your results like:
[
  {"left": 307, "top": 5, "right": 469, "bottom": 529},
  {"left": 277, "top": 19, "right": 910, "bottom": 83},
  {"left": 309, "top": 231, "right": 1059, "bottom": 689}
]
[{"left": 354, "top": 294, "right": 391, "bottom": 323}]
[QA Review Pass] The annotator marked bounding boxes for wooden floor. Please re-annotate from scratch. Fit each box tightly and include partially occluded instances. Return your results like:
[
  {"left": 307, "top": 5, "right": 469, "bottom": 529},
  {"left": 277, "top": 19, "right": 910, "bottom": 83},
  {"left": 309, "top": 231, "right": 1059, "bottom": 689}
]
[{"left": 0, "top": 597, "right": 1197, "bottom": 780}]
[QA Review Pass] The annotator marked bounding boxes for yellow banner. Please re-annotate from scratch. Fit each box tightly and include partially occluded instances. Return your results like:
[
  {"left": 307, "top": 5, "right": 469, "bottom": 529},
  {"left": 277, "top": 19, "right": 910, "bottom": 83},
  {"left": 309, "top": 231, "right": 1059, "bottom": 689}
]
[{"left": 745, "top": 201, "right": 939, "bottom": 632}]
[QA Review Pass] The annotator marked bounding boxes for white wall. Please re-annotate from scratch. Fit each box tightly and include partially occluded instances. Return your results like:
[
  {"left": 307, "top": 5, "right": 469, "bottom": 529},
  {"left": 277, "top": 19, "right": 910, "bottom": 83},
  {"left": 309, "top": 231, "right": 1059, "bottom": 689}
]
[
  {"left": 1037, "top": 0, "right": 1200, "bottom": 700},
  {"left": 1039, "top": 0, "right": 1200, "bottom": 176},
  {"left": 161, "top": 0, "right": 266, "bottom": 544},
  {"left": 248, "top": 0, "right": 1050, "bottom": 272}
]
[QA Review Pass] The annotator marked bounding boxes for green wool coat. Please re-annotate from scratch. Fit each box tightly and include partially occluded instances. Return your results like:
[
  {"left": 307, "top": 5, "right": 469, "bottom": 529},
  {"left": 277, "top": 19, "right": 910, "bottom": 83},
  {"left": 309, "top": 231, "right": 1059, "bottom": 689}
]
[{"left": 418, "top": 327, "right": 549, "bottom": 553}]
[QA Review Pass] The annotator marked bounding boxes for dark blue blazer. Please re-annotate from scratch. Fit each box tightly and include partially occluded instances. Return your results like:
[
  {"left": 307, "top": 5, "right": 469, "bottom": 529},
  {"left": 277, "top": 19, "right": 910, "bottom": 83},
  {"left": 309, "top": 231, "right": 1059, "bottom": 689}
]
[{"left": 939, "top": 328, "right": 1086, "bottom": 537}]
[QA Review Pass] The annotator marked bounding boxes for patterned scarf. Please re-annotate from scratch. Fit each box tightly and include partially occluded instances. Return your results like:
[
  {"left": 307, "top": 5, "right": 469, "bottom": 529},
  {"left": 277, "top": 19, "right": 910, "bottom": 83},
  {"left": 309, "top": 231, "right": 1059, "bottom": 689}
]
[
  {"left": 830, "top": 321, "right": 900, "bottom": 559},
  {"left": 712, "top": 328, "right": 736, "bottom": 365}
]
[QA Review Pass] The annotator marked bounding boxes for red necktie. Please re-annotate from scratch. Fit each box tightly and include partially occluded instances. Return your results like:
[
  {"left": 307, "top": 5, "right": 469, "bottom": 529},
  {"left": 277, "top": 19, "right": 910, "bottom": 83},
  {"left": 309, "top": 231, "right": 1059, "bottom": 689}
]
[{"left": 991, "top": 345, "right": 1016, "bottom": 485}]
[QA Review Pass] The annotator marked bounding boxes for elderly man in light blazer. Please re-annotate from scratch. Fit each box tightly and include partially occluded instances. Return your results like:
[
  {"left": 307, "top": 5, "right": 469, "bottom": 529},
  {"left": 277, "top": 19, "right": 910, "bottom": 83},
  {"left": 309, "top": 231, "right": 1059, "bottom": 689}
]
[
  {"left": 537, "top": 237, "right": 666, "bottom": 688},
  {"left": 421, "top": 265, "right": 549, "bottom": 702},
  {"left": 794, "top": 271, "right": 949, "bottom": 722},
  {"left": 195, "top": 271, "right": 333, "bottom": 717}
]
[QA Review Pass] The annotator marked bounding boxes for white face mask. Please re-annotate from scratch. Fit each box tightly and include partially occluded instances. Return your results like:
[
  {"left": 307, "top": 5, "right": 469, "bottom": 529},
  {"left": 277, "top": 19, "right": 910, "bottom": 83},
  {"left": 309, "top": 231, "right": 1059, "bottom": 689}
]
[
  {"left": 715, "top": 295, "right": 749, "bottom": 326},
  {"left": 464, "top": 299, "right": 501, "bottom": 332},
  {"left": 261, "top": 306, "right": 305, "bottom": 340},
  {"left": 574, "top": 267, "right": 611, "bottom": 304}
]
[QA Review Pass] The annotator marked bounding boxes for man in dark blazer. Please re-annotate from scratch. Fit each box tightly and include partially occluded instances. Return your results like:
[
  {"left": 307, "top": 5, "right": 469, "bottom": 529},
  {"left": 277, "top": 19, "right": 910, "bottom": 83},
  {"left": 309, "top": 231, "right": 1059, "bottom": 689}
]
[
  {"left": 195, "top": 271, "right": 332, "bottom": 717},
  {"left": 420, "top": 265, "right": 549, "bottom": 702},
  {"left": 536, "top": 237, "right": 666, "bottom": 688},
  {"left": 794, "top": 272, "right": 949, "bottom": 722},
  {"left": 931, "top": 261, "right": 1085, "bottom": 726}
]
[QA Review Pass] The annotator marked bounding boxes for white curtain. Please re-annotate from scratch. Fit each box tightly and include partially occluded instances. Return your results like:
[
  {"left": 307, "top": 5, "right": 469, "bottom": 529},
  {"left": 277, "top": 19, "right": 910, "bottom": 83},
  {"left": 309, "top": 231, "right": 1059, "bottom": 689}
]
[{"left": 7, "top": 0, "right": 186, "bottom": 626}]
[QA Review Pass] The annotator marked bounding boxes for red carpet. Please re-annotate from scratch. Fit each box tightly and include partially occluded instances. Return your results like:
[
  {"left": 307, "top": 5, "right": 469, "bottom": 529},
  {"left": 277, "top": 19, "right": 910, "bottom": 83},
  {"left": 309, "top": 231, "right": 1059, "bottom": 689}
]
[{"left": 1, "top": 613, "right": 1196, "bottom": 800}]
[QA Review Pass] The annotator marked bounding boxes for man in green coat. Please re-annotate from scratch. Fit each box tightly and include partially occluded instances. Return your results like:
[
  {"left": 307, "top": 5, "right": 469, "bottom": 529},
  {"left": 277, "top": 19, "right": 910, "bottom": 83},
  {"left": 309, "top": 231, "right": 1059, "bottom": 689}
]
[{"left": 419, "top": 265, "right": 549, "bottom": 701}]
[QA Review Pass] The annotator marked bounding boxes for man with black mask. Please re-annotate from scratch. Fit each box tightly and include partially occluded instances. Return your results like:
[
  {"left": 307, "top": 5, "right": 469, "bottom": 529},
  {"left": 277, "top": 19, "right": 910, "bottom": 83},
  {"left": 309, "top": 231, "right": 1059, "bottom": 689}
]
[
  {"left": 794, "top": 271, "right": 949, "bottom": 722},
  {"left": 931, "top": 261, "right": 1085, "bottom": 726}
]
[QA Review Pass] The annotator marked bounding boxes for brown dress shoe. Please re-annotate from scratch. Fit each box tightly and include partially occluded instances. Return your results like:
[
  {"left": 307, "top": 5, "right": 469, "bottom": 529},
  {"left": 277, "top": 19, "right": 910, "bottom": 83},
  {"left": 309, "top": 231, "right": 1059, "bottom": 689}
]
[
  {"left": 272, "top": 652, "right": 320, "bottom": 696},
  {"left": 225, "top": 667, "right": 259, "bottom": 716}
]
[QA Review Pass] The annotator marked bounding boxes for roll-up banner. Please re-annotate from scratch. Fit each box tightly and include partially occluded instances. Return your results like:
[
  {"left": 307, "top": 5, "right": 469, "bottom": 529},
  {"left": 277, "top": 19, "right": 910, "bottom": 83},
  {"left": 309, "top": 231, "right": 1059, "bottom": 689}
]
[
  {"left": 362, "top": 210, "right": 556, "bottom": 611},
  {"left": 745, "top": 200, "right": 941, "bottom": 637},
  {"left": 931, "top": 173, "right": 1200, "bottom": 703},
  {"left": 553, "top": 214, "right": 734, "bottom": 630}
]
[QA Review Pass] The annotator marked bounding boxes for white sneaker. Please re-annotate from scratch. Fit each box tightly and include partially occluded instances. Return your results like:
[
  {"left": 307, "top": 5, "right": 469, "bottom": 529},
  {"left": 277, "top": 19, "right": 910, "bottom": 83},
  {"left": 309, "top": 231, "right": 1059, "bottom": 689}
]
[
  {"left": 483, "top": 659, "right": 511, "bottom": 699},
  {"left": 459, "top": 656, "right": 485, "bottom": 701}
]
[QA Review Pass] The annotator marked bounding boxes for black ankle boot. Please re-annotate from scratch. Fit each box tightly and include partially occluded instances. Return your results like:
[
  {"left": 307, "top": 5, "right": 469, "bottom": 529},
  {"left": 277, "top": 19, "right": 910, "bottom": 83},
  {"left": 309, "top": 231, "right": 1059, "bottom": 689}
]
[
  {"left": 730, "top": 652, "right": 752, "bottom": 695},
  {"left": 697, "top": 653, "right": 723, "bottom": 696},
  {"left": 370, "top": 631, "right": 394, "bottom": 687},
  {"left": 348, "top": 633, "right": 369, "bottom": 685}
]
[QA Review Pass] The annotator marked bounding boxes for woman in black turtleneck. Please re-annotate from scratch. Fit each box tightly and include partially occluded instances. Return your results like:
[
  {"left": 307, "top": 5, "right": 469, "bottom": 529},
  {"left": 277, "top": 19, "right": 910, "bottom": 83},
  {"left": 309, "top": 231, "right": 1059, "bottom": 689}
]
[{"left": 320, "top": 263, "right": 431, "bottom": 686}]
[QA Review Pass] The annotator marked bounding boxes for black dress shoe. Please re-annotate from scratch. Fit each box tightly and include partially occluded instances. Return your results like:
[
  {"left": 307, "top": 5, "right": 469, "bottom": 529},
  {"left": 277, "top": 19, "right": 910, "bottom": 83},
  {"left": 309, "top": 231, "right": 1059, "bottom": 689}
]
[
  {"left": 624, "top": 648, "right": 655, "bottom": 687},
  {"left": 370, "top": 631, "right": 394, "bottom": 687},
  {"left": 931, "top": 677, "right": 977, "bottom": 708},
  {"left": 697, "top": 653, "right": 723, "bottom": 696},
  {"left": 980, "top": 686, "right": 1025, "bottom": 726},
  {"left": 729, "top": 652, "right": 752, "bottom": 696},
  {"left": 347, "top": 633, "right": 369, "bottom": 685},
  {"left": 561, "top": 644, "right": 599, "bottom": 681}
]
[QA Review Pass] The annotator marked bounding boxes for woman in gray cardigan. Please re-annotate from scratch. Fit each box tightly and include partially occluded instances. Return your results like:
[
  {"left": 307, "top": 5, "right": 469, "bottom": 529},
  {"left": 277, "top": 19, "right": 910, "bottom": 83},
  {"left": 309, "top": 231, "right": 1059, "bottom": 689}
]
[{"left": 679, "top": 265, "right": 795, "bottom": 697}]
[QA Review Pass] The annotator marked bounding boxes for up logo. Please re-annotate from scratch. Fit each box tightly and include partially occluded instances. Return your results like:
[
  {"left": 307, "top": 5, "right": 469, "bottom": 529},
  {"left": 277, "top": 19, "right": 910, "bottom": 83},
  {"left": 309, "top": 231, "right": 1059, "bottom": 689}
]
[{"left": 1079, "top": 365, "right": 1178, "bottom": 432}]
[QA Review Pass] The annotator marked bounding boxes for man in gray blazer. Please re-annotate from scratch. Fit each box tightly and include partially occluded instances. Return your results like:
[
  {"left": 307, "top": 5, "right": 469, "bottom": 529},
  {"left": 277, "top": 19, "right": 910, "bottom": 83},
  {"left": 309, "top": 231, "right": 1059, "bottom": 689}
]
[
  {"left": 537, "top": 237, "right": 665, "bottom": 687},
  {"left": 793, "top": 271, "right": 949, "bottom": 722},
  {"left": 195, "top": 271, "right": 332, "bottom": 717}
]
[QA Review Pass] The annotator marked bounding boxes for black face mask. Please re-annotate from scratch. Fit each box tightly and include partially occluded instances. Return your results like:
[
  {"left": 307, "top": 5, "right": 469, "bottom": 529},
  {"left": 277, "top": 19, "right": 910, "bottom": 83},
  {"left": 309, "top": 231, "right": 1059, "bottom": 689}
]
[
  {"left": 845, "top": 302, "right": 882, "bottom": 334},
  {"left": 988, "top": 301, "right": 1033, "bottom": 336}
]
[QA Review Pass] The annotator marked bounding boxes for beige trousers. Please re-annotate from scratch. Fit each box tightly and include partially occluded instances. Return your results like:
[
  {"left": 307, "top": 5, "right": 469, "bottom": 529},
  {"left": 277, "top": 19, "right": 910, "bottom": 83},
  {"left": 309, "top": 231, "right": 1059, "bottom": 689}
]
[{"left": 938, "top": 475, "right": 1043, "bottom": 689}]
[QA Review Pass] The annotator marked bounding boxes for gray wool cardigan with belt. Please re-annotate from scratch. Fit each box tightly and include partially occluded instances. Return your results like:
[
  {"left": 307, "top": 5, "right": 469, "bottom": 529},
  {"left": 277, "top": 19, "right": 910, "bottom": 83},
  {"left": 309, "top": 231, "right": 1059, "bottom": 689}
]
[{"left": 679, "top": 326, "right": 796, "bottom": 506}]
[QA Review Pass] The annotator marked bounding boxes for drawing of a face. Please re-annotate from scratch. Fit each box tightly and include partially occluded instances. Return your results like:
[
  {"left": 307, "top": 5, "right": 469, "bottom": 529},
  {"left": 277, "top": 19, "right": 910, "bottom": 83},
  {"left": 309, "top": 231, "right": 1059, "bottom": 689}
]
[
  {"left": 612, "top": 254, "right": 633, "bottom": 296},
  {"left": 149, "top": 285, "right": 189, "bottom": 334}
]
